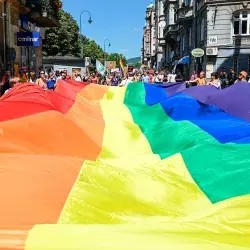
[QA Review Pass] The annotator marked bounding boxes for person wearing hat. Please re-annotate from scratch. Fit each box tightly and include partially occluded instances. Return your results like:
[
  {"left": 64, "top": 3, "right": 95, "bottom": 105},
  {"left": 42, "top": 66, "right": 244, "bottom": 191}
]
[
  {"left": 235, "top": 71, "right": 248, "bottom": 83},
  {"left": 207, "top": 72, "right": 222, "bottom": 89}
]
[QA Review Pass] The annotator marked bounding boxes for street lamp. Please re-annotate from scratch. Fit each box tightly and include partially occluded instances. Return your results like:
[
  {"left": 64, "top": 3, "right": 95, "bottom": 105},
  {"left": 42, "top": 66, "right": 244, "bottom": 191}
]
[
  {"left": 103, "top": 38, "right": 111, "bottom": 63},
  {"left": 80, "top": 10, "right": 93, "bottom": 58}
]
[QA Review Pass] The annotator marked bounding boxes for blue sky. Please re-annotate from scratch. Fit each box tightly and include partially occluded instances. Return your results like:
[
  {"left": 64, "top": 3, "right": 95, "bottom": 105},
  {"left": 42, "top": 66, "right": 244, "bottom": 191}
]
[{"left": 63, "top": 0, "right": 152, "bottom": 59}]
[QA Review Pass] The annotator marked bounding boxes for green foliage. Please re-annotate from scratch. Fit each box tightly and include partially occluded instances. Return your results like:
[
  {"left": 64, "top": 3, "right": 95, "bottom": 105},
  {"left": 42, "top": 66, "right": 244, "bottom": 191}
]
[
  {"left": 106, "top": 53, "right": 128, "bottom": 68},
  {"left": 42, "top": 9, "right": 128, "bottom": 68},
  {"left": 43, "top": 9, "right": 81, "bottom": 57},
  {"left": 134, "top": 61, "right": 142, "bottom": 69},
  {"left": 82, "top": 37, "right": 106, "bottom": 64}
]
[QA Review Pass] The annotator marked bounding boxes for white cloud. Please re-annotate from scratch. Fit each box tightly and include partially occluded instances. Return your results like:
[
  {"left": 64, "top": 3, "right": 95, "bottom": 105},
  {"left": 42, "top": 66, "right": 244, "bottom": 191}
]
[
  {"left": 133, "top": 28, "right": 141, "bottom": 32},
  {"left": 121, "top": 48, "right": 129, "bottom": 52}
]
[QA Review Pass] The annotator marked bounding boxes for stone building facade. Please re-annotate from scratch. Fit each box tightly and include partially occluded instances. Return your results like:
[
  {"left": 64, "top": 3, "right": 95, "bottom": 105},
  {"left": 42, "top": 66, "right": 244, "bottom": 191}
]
[
  {"left": 0, "top": 0, "right": 59, "bottom": 77},
  {"left": 202, "top": 1, "right": 250, "bottom": 78},
  {"left": 148, "top": 0, "right": 250, "bottom": 79},
  {"left": 142, "top": 3, "right": 156, "bottom": 68},
  {"left": 155, "top": 0, "right": 166, "bottom": 69}
]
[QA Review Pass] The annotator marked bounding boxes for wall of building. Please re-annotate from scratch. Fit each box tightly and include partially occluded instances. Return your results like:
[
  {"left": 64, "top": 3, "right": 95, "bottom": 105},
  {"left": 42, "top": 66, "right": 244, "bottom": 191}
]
[
  {"left": 155, "top": 0, "right": 166, "bottom": 68},
  {"left": 159, "top": 0, "right": 250, "bottom": 80},
  {"left": 6, "top": 3, "right": 21, "bottom": 73},
  {"left": 205, "top": 2, "right": 250, "bottom": 77},
  {"left": 0, "top": 2, "right": 5, "bottom": 76},
  {"left": 141, "top": 4, "right": 156, "bottom": 68},
  {"left": 0, "top": 1, "right": 59, "bottom": 76}
]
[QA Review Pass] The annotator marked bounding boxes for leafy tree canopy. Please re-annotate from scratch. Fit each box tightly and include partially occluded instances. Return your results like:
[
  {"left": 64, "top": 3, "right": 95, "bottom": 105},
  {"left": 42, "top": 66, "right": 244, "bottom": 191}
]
[
  {"left": 43, "top": 9, "right": 127, "bottom": 68},
  {"left": 43, "top": 10, "right": 81, "bottom": 57},
  {"left": 134, "top": 61, "right": 142, "bottom": 69},
  {"left": 82, "top": 37, "right": 107, "bottom": 64}
]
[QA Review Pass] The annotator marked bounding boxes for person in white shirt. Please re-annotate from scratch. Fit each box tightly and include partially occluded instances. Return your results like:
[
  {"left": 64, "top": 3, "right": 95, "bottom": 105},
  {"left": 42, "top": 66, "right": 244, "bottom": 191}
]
[
  {"left": 73, "top": 72, "right": 82, "bottom": 82},
  {"left": 167, "top": 71, "right": 176, "bottom": 83},
  {"left": 207, "top": 72, "right": 221, "bottom": 89},
  {"left": 74, "top": 75, "right": 82, "bottom": 82},
  {"left": 142, "top": 71, "right": 149, "bottom": 83},
  {"left": 158, "top": 72, "right": 164, "bottom": 82},
  {"left": 154, "top": 72, "right": 160, "bottom": 83},
  {"left": 119, "top": 76, "right": 132, "bottom": 87}
]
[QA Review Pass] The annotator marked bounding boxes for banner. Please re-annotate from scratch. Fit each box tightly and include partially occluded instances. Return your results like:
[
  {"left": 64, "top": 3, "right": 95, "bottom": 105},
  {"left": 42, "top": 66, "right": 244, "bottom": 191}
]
[
  {"left": 16, "top": 32, "right": 40, "bottom": 46},
  {"left": 85, "top": 57, "right": 90, "bottom": 67},
  {"left": 96, "top": 60, "right": 105, "bottom": 75},
  {"left": 106, "top": 61, "right": 116, "bottom": 70}
]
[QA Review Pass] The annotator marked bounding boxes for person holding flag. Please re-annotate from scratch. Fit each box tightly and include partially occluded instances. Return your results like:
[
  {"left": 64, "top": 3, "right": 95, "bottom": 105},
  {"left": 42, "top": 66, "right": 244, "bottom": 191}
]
[
  {"left": 96, "top": 59, "right": 105, "bottom": 76},
  {"left": 119, "top": 58, "right": 127, "bottom": 77}
]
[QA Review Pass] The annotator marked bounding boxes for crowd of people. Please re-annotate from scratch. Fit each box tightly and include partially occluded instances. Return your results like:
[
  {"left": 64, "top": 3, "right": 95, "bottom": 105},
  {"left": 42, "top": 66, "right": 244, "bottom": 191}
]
[
  {"left": 0, "top": 67, "right": 249, "bottom": 96},
  {"left": 0, "top": 69, "right": 72, "bottom": 95},
  {"left": 186, "top": 68, "right": 250, "bottom": 89}
]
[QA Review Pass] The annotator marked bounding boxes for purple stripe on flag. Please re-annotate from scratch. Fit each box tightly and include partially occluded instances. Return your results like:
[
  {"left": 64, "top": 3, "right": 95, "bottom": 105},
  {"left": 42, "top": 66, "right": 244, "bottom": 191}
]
[
  {"left": 184, "top": 82, "right": 250, "bottom": 122},
  {"left": 145, "top": 82, "right": 187, "bottom": 106}
]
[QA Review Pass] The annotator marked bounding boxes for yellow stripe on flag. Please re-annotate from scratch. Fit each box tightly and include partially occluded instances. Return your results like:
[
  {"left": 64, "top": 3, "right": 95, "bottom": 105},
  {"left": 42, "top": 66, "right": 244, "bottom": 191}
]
[{"left": 25, "top": 86, "right": 250, "bottom": 250}]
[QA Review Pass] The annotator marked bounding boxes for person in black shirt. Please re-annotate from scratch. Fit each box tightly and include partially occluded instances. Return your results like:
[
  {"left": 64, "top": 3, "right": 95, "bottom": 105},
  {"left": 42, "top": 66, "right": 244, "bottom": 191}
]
[
  {"left": 228, "top": 67, "right": 237, "bottom": 86},
  {"left": 219, "top": 68, "right": 228, "bottom": 89},
  {"left": 1, "top": 70, "right": 11, "bottom": 96},
  {"left": 175, "top": 73, "right": 184, "bottom": 83}
]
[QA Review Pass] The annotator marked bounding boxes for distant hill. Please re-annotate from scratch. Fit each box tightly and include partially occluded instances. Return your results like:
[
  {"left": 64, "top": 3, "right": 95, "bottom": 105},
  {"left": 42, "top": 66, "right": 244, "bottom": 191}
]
[{"left": 127, "top": 57, "right": 141, "bottom": 65}]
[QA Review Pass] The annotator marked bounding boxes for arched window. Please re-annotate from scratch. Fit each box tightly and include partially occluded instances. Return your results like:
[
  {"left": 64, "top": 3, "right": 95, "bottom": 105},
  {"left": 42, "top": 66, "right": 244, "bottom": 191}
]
[{"left": 233, "top": 11, "right": 250, "bottom": 35}]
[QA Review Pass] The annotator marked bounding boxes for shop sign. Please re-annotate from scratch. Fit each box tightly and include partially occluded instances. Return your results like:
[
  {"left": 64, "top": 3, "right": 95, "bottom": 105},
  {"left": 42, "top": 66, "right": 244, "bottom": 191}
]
[
  {"left": 16, "top": 32, "right": 40, "bottom": 47},
  {"left": 208, "top": 36, "right": 218, "bottom": 45},
  {"left": 106, "top": 61, "right": 116, "bottom": 70},
  {"left": 191, "top": 48, "right": 204, "bottom": 58}
]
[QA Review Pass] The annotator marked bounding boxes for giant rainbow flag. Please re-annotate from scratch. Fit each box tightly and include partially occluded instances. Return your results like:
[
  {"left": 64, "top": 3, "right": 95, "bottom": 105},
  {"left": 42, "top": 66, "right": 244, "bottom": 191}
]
[{"left": 1, "top": 80, "right": 250, "bottom": 249}]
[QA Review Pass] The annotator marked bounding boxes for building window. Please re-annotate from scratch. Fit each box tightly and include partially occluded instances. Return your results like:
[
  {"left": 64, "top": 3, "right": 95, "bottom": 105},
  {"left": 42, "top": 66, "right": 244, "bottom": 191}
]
[
  {"left": 189, "top": 28, "right": 192, "bottom": 47},
  {"left": 173, "top": 8, "right": 177, "bottom": 23},
  {"left": 185, "top": 0, "right": 191, "bottom": 6},
  {"left": 182, "top": 34, "right": 186, "bottom": 51},
  {"left": 233, "top": 56, "right": 238, "bottom": 73},
  {"left": 233, "top": 11, "right": 250, "bottom": 35},
  {"left": 201, "top": 18, "right": 205, "bottom": 41}
]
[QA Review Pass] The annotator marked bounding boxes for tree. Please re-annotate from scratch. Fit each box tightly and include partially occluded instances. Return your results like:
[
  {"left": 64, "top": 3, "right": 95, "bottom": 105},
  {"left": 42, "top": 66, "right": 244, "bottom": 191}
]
[
  {"left": 43, "top": 9, "right": 81, "bottom": 57},
  {"left": 42, "top": 8, "right": 127, "bottom": 69},
  {"left": 106, "top": 53, "right": 127, "bottom": 68},
  {"left": 82, "top": 37, "right": 106, "bottom": 63},
  {"left": 134, "top": 62, "right": 142, "bottom": 69}
]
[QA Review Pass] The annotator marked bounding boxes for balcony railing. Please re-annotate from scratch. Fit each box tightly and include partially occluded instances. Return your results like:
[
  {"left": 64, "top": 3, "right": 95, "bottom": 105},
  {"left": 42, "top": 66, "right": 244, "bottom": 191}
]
[
  {"left": 9, "top": 0, "right": 30, "bottom": 14},
  {"left": 163, "top": 24, "right": 178, "bottom": 38},
  {"left": 26, "top": 0, "right": 60, "bottom": 27},
  {"left": 176, "top": 6, "right": 193, "bottom": 24}
]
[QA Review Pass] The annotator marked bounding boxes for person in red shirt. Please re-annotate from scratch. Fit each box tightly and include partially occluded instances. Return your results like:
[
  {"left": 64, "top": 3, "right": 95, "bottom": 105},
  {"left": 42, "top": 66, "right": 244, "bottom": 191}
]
[
  {"left": 64, "top": 70, "right": 71, "bottom": 81},
  {"left": 91, "top": 73, "right": 98, "bottom": 84},
  {"left": 149, "top": 73, "right": 154, "bottom": 84}
]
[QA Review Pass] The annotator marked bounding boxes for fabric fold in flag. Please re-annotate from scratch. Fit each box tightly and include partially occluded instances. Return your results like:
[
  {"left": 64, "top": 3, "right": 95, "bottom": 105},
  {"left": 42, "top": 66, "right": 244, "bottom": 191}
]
[{"left": 1, "top": 81, "right": 250, "bottom": 249}]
